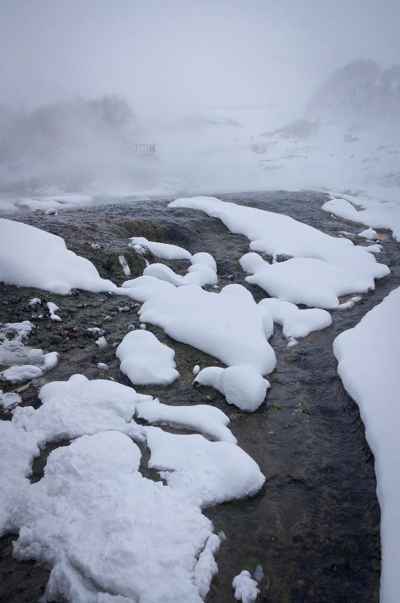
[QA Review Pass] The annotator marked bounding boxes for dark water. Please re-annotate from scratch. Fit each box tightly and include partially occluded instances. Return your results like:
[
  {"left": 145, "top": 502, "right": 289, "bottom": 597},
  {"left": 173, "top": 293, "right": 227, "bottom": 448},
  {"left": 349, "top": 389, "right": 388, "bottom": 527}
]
[{"left": 1, "top": 191, "right": 399, "bottom": 602}]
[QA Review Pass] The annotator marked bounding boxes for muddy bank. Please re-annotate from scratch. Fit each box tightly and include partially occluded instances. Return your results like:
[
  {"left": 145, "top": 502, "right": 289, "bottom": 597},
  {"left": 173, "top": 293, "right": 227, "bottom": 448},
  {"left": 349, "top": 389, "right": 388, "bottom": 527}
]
[{"left": 1, "top": 190, "right": 399, "bottom": 602}]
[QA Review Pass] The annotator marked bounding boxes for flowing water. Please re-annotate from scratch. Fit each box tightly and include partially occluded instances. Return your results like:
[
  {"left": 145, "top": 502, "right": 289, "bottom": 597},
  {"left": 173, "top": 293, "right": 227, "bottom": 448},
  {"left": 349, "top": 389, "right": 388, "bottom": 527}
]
[{"left": 1, "top": 191, "right": 399, "bottom": 602}]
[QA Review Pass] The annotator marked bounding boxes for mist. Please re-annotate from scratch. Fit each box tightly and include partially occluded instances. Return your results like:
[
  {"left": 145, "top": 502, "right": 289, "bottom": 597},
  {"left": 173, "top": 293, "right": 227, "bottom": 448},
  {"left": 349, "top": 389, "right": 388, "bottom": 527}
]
[{"left": 0, "top": 0, "right": 399, "bottom": 201}]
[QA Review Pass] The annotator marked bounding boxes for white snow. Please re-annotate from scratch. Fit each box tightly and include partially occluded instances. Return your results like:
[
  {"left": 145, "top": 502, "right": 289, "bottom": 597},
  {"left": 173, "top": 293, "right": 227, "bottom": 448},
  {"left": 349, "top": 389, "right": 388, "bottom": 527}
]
[
  {"left": 143, "top": 251, "right": 218, "bottom": 288},
  {"left": 258, "top": 298, "right": 332, "bottom": 345},
  {"left": 136, "top": 399, "right": 236, "bottom": 443},
  {"left": 358, "top": 227, "right": 378, "bottom": 240},
  {"left": 95, "top": 335, "right": 108, "bottom": 349},
  {"left": 0, "top": 219, "right": 117, "bottom": 295},
  {"left": 12, "top": 374, "right": 145, "bottom": 446},
  {"left": 333, "top": 287, "right": 400, "bottom": 603},
  {"left": 121, "top": 275, "right": 176, "bottom": 302},
  {"left": 0, "top": 390, "right": 21, "bottom": 410},
  {"left": 116, "top": 330, "right": 179, "bottom": 385},
  {"left": 12, "top": 431, "right": 218, "bottom": 603},
  {"left": 195, "top": 366, "right": 269, "bottom": 413},
  {"left": 118, "top": 254, "right": 131, "bottom": 277},
  {"left": 323, "top": 194, "right": 400, "bottom": 243},
  {"left": 0, "top": 321, "right": 58, "bottom": 383},
  {"left": 130, "top": 236, "right": 192, "bottom": 260},
  {"left": 47, "top": 301, "right": 62, "bottom": 321},
  {"left": 169, "top": 197, "right": 389, "bottom": 309},
  {"left": 139, "top": 284, "right": 275, "bottom": 376},
  {"left": 146, "top": 427, "right": 265, "bottom": 507},
  {"left": 232, "top": 570, "right": 260, "bottom": 603}
]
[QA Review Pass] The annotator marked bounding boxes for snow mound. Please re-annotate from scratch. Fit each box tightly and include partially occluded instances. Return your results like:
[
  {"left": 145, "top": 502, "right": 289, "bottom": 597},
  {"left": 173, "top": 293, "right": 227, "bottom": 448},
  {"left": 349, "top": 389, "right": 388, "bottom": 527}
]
[
  {"left": 116, "top": 330, "right": 179, "bottom": 385},
  {"left": 258, "top": 298, "right": 332, "bottom": 345},
  {"left": 136, "top": 398, "right": 236, "bottom": 443},
  {"left": 13, "top": 431, "right": 218, "bottom": 603},
  {"left": 195, "top": 366, "right": 269, "bottom": 412},
  {"left": 144, "top": 251, "right": 218, "bottom": 288},
  {"left": 170, "top": 197, "right": 389, "bottom": 309},
  {"left": 146, "top": 427, "right": 265, "bottom": 507},
  {"left": 323, "top": 194, "right": 400, "bottom": 242},
  {"left": 12, "top": 374, "right": 146, "bottom": 446},
  {"left": 333, "top": 286, "right": 400, "bottom": 603},
  {"left": 139, "top": 284, "right": 275, "bottom": 377},
  {"left": 120, "top": 274, "right": 176, "bottom": 302},
  {"left": 130, "top": 236, "right": 192, "bottom": 260},
  {"left": 0, "top": 219, "right": 116, "bottom": 294},
  {"left": 232, "top": 570, "right": 260, "bottom": 603}
]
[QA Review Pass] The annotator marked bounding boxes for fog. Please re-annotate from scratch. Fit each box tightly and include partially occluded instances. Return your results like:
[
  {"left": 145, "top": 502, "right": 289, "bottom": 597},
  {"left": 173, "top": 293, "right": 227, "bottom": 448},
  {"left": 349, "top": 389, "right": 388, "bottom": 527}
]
[{"left": 0, "top": 0, "right": 399, "bottom": 200}]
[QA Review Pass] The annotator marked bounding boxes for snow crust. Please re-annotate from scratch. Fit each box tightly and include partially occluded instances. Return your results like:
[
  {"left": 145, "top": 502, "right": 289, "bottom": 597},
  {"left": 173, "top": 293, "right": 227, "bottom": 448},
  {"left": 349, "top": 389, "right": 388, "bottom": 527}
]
[
  {"left": 116, "top": 330, "right": 179, "bottom": 385},
  {"left": 169, "top": 197, "right": 389, "bottom": 309},
  {"left": 258, "top": 298, "right": 332, "bottom": 345},
  {"left": 131, "top": 236, "right": 192, "bottom": 260},
  {"left": 136, "top": 399, "right": 236, "bottom": 443},
  {"left": 232, "top": 570, "right": 260, "bottom": 603},
  {"left": 333, "top": 287, "right": 400, "bottom": 603},
  {"left": 146, "top": 428, "right": 265, "bottom": 507},
  {"left": 0, "top": 219, "right": 116, "bottom": 294}
]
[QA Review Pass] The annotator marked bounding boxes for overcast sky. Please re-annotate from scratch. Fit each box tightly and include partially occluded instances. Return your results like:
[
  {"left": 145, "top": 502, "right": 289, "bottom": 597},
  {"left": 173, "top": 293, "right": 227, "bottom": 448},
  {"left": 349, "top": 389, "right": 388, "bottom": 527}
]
[{"left": 1, "top": 0, "right": 399, "bottom": 110}]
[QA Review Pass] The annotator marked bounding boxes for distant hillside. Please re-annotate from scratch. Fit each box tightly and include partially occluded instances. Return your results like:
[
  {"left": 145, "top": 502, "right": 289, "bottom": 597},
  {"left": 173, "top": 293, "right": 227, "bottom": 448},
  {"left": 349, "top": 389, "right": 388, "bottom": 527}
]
[{"left": 306, "top": 59, "right": 400, "bottom": 128}]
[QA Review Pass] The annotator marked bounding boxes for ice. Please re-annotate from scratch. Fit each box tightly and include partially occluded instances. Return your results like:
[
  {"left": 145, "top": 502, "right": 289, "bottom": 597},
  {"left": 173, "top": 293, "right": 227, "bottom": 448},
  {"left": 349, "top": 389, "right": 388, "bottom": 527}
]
[
  {"left": 258, "top": 298, "right": 332, "bottom": 344},
  {"left": 0, "top": 219, "right": 117, "bottom": 294},
  {"left": 333, "top": 287, "right": 400, "bottom": 602},
  {"left": 170, "top": 197, "right": 389, "bottom": 309},
  {"left": 116, "top": 330, "right": 179, "bottom": 385},
  {"left": 194, "top": 366, "right": 269, "bottom": 413},
  {"left": 139, "top": 284, "right": 275, "bottom": 376},
  {"left": 130, "top": 236, "right": 192, "bottom": 260},
  {"left": 12, "top": 374, "right": 145, "bottom": 445},
  {"left": 146, "top": 427, "right": 265, "bottom": 507},
  {"left": 47, "top": 301, "right": 62, "bottom": 321},
  {"left": 18, "top": 194, "right": 94, "bottom": 212},
  {"left": 12, "top": 431, "right": 218, "bottom": 603},
  {"left": 136, "top": 398, "right": 236, "bottom": 443},
  {"left": 0, "top": 321, "right": 58, "bottom": 383},
  {"left": 232, "top": 570, "right": 260, "bottom": 603}
]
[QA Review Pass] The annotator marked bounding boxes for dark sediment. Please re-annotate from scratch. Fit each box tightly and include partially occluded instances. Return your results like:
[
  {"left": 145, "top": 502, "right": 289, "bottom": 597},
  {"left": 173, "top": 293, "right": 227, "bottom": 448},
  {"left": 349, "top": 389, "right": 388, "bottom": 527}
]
[{"left": 1, "top": 190, "right": 399, "bottom": 602}]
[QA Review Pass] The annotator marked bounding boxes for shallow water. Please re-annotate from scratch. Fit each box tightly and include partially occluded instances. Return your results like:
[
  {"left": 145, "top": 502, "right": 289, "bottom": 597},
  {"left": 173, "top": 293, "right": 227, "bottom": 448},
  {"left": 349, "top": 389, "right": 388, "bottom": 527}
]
[{"left": 1, "top": 190, "right": 399, "bottom": 602}]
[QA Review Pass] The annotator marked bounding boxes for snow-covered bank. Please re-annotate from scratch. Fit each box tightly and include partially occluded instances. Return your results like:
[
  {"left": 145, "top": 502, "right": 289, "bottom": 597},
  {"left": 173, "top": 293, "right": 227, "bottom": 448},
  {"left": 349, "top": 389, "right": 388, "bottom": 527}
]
[
  {"left": 0, "top": 219, "right": 116, "bottom": 294},
  {"left": 334, "top": 287, "right": 400, "bottom": 603},
  {"left": 169, "top": 196, "right": 389, "bottom": 308}
]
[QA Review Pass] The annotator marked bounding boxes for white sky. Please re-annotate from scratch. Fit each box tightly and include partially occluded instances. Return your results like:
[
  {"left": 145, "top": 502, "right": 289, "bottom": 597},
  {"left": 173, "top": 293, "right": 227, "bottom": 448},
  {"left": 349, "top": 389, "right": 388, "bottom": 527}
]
[{"left": 0, "top": 0, "right": 399, "bottom": 110}]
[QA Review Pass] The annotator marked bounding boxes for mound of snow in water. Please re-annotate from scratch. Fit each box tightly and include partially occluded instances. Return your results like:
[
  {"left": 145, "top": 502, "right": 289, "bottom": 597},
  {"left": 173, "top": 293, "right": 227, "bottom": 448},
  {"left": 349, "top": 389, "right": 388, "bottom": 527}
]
[
  {"left": 195, "top": 365, "right": 269, "bottom": 412},
  {"left": 136, "top": 398, "right": 236, "bottom": 443},
  {"left": 333, "top": 287, "right": 400, "bottom": 603},
  {"left": 232, "top": 570, "right": 260, "bottom": 603},
  {"left": 12, "top": 431, "right": 219, "bottom": 603},
  {"left": 323, "top": 194, "right": 400, "bottom": 243},
  {"left": 169, "top": 197, "right": 389, "bottom": 309},
  {"left": 139, "top": 284, "right": 275, "bottom": 377},
  {"left": 121, "top": 274, "right": 176, "bottom": 302},
  {"left": 131, "top": 236, "right": 192, "bottom": 260},
  {"left": 146, "top": 427, "right": 265, "bottom": 507},
  {"left": 116, "top": 330, "right": 179, "bottom": 385},
  {"left": 0, "top": 219, "right": 116, "bottom": 294},
  {"left": 258, "top": 297, "right": 332, "bottom": 345},
  {"left": 144, "top": 251, "right": 218, "bottom": 288}
]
